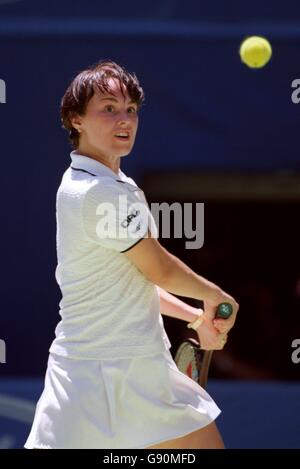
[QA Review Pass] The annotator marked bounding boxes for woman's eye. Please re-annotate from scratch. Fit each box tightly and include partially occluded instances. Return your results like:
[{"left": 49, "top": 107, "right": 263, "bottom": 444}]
[
  {"left": 128, "top": 107, "right": 137, "bottom": 114},
  {"left": 105, "top": 105, "right": 114, "bottom": 112}
]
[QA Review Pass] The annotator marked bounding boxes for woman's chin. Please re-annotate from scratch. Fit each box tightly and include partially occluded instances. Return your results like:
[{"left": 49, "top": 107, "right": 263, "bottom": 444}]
[{"left": 118, "top": 150, "right": 132, "bottom": 158}]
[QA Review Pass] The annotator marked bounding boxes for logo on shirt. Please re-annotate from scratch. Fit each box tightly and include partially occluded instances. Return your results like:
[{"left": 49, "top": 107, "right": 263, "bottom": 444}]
[
  {"left": 121, "top": 209, "right": 140, "bottom": 229},
  {"left": 95, "top": 195, "right": 150, "bottom": 240}
]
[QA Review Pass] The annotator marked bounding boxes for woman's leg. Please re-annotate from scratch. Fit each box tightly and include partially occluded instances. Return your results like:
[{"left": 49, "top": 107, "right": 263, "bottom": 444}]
[{"left": 145, "top": 421, "right": 224, "bottom": 449}]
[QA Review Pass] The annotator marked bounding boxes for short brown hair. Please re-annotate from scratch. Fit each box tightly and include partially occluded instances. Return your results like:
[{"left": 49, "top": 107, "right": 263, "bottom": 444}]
[{"left": 60, "top": 60, "right": 145, "bottom": 148}]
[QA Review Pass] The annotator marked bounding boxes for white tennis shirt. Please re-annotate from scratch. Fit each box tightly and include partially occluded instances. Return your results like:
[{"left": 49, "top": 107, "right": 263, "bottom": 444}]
[{"left": 49, "top": 151, "right": 171, "bottom": 359}]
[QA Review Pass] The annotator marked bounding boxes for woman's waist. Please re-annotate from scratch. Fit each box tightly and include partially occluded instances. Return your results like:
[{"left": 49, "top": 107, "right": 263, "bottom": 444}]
[{"left": 49, "top": 325, "right": 170, "bottom": 360}]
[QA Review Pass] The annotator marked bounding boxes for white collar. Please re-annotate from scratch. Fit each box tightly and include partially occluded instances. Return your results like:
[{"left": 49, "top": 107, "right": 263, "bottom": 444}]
[
  {"left": 70, "top": 151, "right": 142, "bottom": 192},
  {"left": 70, "top": 151, "right": 125, "bottom": 181}
]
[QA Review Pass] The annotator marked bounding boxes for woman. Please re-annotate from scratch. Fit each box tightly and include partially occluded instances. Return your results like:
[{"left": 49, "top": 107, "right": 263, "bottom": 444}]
[{"left": 24, "top": 60, "right": 238, "bottom": 449}]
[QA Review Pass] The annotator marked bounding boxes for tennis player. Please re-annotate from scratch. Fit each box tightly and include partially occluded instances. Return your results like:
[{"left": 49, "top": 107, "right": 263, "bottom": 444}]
[{"left": 24, "top": 60, "right": 238, "bottom": 449}]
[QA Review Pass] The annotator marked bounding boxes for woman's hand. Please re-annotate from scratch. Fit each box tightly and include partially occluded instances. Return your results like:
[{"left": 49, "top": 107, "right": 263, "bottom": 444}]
[
  {"left": 195, "top": 311, "right": 228, "bottom": 351},
  {"left": 194, "top": 291, "right": 238, "bottom": 350},
  {"left": 205, "top": 291, "right": 239, "bottom": 335}
]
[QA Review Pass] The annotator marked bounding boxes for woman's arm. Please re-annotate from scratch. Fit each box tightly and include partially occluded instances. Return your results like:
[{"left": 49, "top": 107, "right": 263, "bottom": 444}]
[
  {"left": 124, "top": 235, "right": 239, "bottom": 347},
  {"left": 157, "top": 286, "right": 201, "bottom": 323},
  {"left": 124, "top": 233, "right": 224, "bottom": 304}
]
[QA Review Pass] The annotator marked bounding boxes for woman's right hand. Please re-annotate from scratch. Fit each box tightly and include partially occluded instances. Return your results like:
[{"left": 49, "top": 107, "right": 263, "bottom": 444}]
[{"left": 196, "top": 311, "right": 228, "bottom": 351}]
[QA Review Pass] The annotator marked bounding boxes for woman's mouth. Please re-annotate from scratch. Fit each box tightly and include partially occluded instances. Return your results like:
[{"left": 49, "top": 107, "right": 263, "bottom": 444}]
[{"left": 114, "top": 132, "right": 130, "bottom": 141}]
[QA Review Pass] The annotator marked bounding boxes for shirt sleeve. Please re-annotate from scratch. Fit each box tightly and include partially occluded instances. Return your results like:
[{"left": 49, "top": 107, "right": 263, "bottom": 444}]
[{"left": 81, "top": 180, "right": 156, "bottom": 252}]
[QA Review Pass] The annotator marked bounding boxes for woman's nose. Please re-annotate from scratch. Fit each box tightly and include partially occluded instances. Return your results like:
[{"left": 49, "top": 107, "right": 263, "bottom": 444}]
[
  {"left": 117, "top": 120, "right": 129, "bottom": 127},
  {"left": 117, "top": 110, "right": 130, "bottom": 124}
]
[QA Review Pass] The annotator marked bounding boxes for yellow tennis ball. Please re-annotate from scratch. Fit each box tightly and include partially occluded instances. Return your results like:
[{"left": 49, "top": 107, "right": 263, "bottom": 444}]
[{"left": 239, "top": 36, "right": 272, "bottom": 68}]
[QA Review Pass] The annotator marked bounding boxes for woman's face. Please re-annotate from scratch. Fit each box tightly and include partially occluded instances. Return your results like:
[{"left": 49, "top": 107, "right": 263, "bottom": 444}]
[{"left": 72, "top": 78, "right": 139, "bottom": 160}]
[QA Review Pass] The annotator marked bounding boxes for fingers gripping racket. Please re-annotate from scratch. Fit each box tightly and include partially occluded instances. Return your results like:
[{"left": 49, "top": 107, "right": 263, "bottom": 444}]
[{"left": 174, "top": 303, "right": 233, "bottom": 389}]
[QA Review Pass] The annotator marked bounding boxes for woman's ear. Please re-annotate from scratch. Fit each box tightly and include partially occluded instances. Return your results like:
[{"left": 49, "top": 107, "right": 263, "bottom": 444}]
[{"left": 70, "top": 113, "right": 83, "bottom": 133}]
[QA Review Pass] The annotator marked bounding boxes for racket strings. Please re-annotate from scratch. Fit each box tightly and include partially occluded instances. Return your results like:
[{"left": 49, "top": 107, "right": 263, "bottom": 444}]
[{"left": 175, "top": 342, "right": 200, "bottom": 382}]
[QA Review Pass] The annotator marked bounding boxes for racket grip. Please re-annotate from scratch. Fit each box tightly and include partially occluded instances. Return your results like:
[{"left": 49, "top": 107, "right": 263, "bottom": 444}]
[{"left": 216, "top": 302, "right": 233, "bottom": 319}]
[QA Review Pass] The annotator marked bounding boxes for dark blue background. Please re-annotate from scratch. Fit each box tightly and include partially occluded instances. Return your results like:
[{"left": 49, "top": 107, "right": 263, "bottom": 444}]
[{"left": 0, "top": 0, "right": 299, "bottom": 379}]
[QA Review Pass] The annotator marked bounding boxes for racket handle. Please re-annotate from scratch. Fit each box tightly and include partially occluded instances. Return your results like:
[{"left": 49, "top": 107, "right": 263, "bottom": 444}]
[
  {"left": 216, "top": 302, "right": 233, "bottom": 319},
  {"left": 197, "top": 303, "right": 233, "bottom": 389}
]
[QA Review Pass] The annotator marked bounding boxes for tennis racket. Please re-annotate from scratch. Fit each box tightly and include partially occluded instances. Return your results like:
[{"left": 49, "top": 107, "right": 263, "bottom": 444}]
[{"left": 174, "top": 302, "right": 233, "bottom": 389}]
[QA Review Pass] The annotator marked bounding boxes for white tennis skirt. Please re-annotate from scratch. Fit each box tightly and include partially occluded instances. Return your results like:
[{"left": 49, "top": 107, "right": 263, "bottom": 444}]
[{"left": 24, "top": 348, "right": 221, "bottom": 449}]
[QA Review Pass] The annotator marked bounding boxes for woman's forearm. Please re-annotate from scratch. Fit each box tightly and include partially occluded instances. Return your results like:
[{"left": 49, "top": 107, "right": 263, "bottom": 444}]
[
  {"left": 159, "top": 253, "right": 222, "bottom": 304},
  {"left": 157, "top": 286, "right": 202, "bottom": 323}
]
